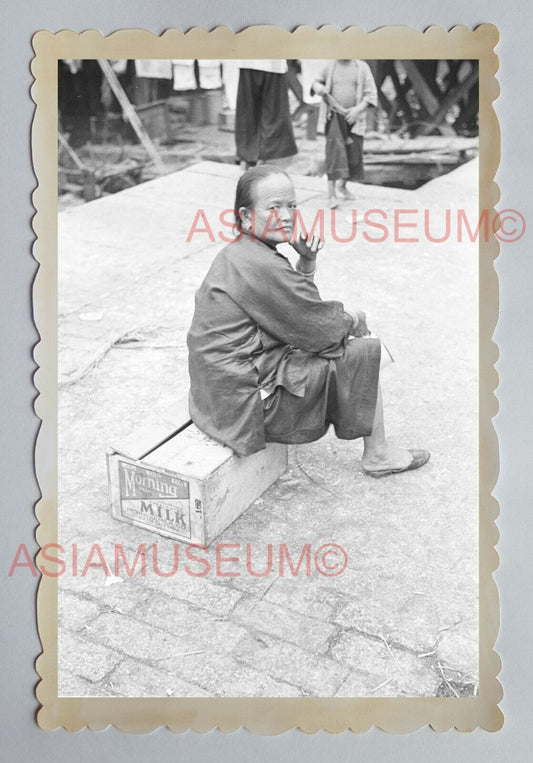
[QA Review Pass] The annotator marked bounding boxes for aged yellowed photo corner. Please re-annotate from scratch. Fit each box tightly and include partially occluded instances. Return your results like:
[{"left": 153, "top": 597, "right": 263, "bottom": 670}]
[{"left": 30, "top": 25, "right": 502, "bottom": 732}]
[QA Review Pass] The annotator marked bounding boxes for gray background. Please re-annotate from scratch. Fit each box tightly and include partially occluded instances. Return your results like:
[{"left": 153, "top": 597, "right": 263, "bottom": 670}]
[{"left": 1, "top": 0, "right": 530, "bottom": 760}]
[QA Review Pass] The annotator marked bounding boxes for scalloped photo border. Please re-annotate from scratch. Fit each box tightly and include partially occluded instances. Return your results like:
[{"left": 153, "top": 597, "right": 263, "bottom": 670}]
[{"left": 31, "top": 24, "right": 502, "bottom": 733}]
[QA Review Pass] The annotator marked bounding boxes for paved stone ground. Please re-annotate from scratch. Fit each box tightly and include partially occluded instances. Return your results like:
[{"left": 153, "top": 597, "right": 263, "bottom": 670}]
[{"left": 57, "top": 158, "right": 479, "bottom": 698}]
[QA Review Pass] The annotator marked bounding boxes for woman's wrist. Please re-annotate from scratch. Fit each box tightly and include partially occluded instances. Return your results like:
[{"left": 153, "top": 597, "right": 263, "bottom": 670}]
[
  {"left": 296, "top": 256, "right": 317, "bottom": 276},
  {"left": 345, "top": 310, "right": 359, "bottom": 331}
]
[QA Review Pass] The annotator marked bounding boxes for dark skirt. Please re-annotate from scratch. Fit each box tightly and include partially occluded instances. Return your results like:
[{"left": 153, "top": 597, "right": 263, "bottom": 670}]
[
  {"left": 263, "top": 337, "right": 381, "bottom": 445},
  {"left": 325, "top": 112, "right": 365, "bottom": 182},
  {"left": 235, "top": 68, "right": 298, "bottom": 164}
]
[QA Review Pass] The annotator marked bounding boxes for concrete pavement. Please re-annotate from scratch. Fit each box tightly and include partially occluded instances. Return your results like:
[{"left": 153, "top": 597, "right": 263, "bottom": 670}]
[{"left": 57, "top": 159, "right": 479, "bottom": 697}]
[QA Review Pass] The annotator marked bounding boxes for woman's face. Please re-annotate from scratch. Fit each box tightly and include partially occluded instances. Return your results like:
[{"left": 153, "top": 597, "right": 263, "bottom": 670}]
[{"left": 240, "top": 174, "right": 297, "bottom": 248}]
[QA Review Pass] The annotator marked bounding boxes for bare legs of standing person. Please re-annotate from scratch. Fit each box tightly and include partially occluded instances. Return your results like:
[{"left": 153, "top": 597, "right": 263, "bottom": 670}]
[{"left": 328, "top": 179, "right": 338, "bottom": 209}]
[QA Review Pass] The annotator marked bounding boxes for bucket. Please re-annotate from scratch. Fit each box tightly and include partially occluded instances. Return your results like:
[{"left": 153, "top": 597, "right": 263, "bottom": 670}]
[
  {"left": 188, "top": 92, "right": 206, "bottom": 126},
  {"left": 203, "top": 89, "right": 223, "bottom": 125},
  {"left": 165, "top": 97, "right": 189, "bottom": 142}
]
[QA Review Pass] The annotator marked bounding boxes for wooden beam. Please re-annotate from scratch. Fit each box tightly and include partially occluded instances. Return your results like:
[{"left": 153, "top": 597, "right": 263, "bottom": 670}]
[
  {"left": 58, "top": 131, "right": 87, "bottom": 170},
  {"left": 377, "top": 88, "right": 393, "bottom": 115},
  {"left": 369, "top": 60, "right": 387, "bottom": 88},
  {"left": 401, "top": 61, "right": 440, "bottom": 113},
  {"left": 401, "top": 61, "right": 456, "bottom": 136},
  {"left": 387, "top": 61, "right": 415, "bottom": 125},
  {"left": 97, "top": 59, "right": 166, "bottom": 175},
  {"left": 417, "top": 68, "right": 478, "bottom": 136}
]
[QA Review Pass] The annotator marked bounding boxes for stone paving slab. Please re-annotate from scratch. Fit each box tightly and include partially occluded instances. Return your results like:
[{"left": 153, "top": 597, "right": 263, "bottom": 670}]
[
  {"left": 231, "top": 633, "right": 349, "bottom": 697},
  {"left": 230, "top": 596, "right": 338, "bottom": 654},
  {"left": 58, "top": 630, "right": 123, "bottom": 684},
  {"left": 107, "top": 658, "right": 210, "bottom": 698},
  {"left": 331, "top": 630, "right": 440, "bottom": 697},
  {"left": 158, "top": 650, "right": 304, "bottom": 698},
  {"left": 136, "top": 594, "right": 248, "bottom": 653}
]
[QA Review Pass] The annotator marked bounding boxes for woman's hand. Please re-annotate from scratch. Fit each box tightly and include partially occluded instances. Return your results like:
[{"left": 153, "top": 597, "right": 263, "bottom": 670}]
[
  {"left": 291, "top": 233, "right": 324, "bottom": 275},
  {"left": 291, "top": 233, "right": 324, "bottom": 261},
  {"left": 351, "top": 310, "right": 371, "bottom": 337}
]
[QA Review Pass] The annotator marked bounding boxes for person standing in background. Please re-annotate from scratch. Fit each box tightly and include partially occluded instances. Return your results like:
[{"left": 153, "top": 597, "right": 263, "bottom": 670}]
[
  {"left": 312, "top": 60, "right": 378, "bottom": 208},
  {"left": 235, "top": 60, "right": 298, "bottom": 170}
]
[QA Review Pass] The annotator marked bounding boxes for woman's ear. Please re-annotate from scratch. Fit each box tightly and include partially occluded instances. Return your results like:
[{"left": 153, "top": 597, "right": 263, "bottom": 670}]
[{"left": 239, "top": 206, "right": 251, "bottom": 228}]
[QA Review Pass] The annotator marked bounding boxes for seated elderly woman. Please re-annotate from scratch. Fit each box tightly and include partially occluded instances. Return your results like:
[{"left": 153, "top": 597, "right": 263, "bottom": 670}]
[{"left": 187, "top": 165, "right": 429, "bottom": 478}]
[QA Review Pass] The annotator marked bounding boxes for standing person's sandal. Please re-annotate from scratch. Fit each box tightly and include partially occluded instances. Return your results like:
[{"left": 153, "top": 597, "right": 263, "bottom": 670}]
[{"left": 363, "top": 449, "right": 430, "bottom": 479}]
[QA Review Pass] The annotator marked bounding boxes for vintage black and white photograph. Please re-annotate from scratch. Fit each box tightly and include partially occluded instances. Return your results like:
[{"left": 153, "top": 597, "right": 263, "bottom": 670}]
[{"left": 52, "top": 50, "right": 481, "bottom": 703}]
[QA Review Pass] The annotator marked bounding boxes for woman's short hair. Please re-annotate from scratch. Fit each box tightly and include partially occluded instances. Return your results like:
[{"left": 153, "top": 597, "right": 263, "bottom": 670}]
[{"left": 233, "top": 165, "right": 291, "bottom": 233}]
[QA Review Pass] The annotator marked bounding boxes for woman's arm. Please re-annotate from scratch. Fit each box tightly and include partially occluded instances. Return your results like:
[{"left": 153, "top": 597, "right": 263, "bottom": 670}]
[{"left": 226, "top": 246, "right": 355, "bottom": 355}]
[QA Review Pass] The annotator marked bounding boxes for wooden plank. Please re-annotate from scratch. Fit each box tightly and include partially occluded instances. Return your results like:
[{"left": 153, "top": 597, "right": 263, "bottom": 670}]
[
  {"left": 364, "top": 136, "right": 478, "bottom": 154},
  {"left": 109, "top": 424, "right": 185, "bottom": 461},
  {"left": 148, "top": 423, "right": 232, "bottom": 480},
  {"left": 108, "top": 393, "right": 191, "bottom": 460},
  {"left": 203, "top": 442, "right": 288, "bottom": 542},
  {"left": 364, "top": 153, "right": 462, "bottom": 165}
]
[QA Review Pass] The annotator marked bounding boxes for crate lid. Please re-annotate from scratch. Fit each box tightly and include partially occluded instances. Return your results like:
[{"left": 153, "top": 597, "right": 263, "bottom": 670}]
[
  {"left": 108, "top": 396, "right": 191, "bottom": 461},
  {"left": 147, "top": 423, "right": 233, "bottom": 480}
]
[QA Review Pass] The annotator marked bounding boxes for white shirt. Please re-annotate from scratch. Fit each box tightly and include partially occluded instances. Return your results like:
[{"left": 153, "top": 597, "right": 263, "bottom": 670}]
[{"left": 238, "top": 60, "right": 288, "bottom": 74}]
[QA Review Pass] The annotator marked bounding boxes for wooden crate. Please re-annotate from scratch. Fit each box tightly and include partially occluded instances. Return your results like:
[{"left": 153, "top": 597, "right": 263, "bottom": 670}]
[
  {"left": 107, "top": 413, "right": 287, "bottom": 546},
  {"left": 217, "top": 108, "right": 235, "bottom": 133}
]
